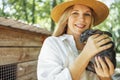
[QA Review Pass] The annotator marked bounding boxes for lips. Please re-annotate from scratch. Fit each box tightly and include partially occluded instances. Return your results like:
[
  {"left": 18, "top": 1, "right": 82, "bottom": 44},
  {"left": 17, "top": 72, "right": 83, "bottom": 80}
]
[{"left": 75, "top": 24, "right": 86, "bottom": 28}]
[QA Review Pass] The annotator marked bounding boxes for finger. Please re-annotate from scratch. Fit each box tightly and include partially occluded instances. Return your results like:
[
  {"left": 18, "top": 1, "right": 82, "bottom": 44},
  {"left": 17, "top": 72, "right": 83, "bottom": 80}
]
[
  {"left": 94, "top": 57, "right": 103, "bottom": 76},
  {"left": 95, "top": 56, "right": 101, "bottom": 68},
  {"left": 98, "top": 44, "right": 112, "bottom": 52},
  {"left": 94, "top": 34, "right": 109, "bottom": 42},
  {"left": 98, "top": 56, "right": 108, "bottom": 73},
  {"left": 96, "top": 38, "right": 111, "bottom": 47},
  {"left": 105, "top": 57, "right": 114, "bottom": 75},
  {"left": 91, "top": 34, "right": 100, "bottom": 39},
  {"left": 94, "top": 63, "right": 98, "bottom": 73}
]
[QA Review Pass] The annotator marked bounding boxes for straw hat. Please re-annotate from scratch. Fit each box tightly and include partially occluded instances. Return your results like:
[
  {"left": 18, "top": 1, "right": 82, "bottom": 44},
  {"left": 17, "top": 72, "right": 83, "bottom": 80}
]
[{"left": 51, "top": 0, "right": 109, "bottom": 26}]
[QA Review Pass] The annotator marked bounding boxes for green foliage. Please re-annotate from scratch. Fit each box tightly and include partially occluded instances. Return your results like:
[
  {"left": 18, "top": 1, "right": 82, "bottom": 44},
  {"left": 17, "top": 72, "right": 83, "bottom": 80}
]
[
  {"left": 94, "top": 0, "right": 120, "bottom": 53},
  {"left": 0, "top": 0, "right": 64, "bottom": 31}
]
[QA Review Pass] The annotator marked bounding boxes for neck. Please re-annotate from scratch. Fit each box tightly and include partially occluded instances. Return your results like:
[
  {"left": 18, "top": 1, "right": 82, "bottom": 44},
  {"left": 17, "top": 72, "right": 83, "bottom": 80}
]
[
  {"left": 66, "top": 30, "right": 84, "bottom": 50},
  {"left": 74, "top": 35, "right": 85, "bottom": 50}
]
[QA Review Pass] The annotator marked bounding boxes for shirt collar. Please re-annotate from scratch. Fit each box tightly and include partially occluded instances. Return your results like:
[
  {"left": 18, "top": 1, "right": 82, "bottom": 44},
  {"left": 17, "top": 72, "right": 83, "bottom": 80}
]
[
  {"left": 59, "top": 34, "right": 79, "bottom": 56},
  {"left": 59, "top": 34, "right": 74, "bottom": 41}
]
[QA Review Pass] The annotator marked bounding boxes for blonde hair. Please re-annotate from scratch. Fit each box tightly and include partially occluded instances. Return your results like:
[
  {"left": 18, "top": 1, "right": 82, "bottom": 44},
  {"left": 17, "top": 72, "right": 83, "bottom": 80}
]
[
  {"left": 52, "top": 6, "right": 94, "bottom": 37},
  {"left": 52, "top": 6, "right": 73, "bottom": 36}
]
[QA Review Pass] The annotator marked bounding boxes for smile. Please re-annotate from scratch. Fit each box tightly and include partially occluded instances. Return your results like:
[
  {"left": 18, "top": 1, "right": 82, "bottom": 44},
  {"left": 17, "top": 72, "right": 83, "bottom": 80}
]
[{"left": 75, "top": 24, "right": 86, "bottom": 28}]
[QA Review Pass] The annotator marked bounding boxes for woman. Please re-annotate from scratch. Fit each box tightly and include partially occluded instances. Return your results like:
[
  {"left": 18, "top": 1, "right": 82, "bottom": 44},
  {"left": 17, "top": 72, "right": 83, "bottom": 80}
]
[{"left": 37, "top": 0, "right": 115, "bottom": 80}]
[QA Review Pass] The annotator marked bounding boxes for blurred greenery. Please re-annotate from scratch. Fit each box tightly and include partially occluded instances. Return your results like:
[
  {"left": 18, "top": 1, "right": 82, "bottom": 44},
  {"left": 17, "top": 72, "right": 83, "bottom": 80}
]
[
  {"left": 0, "top": 0, "right": 120, "bottom": 53},
  {"left": 0, "top": 0, "right": 64, "bottom": 31},
  {"left": 94, "top": 0, "right": 120, "bottom": 53}
]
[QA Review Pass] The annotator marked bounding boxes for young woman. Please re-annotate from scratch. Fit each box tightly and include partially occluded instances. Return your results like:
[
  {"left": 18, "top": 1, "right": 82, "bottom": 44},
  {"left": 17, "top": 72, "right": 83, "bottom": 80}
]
[{"left": 37, "top": 0, "right": 115, "bottom": 80}]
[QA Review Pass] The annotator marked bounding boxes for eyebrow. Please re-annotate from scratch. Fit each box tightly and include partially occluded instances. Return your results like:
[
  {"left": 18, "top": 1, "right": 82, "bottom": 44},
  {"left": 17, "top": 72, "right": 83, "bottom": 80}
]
[{"left": 72, "top": 10, "right": 92, "bottom": 13}]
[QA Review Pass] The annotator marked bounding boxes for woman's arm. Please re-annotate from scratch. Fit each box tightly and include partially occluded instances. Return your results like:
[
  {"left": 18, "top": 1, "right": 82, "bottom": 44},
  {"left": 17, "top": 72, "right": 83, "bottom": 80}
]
[
  {"left": 69, "top": 51, "right": 91, "bottom": 80},
  {"left": 69, "top": 34, "right": 113, "bottom": 80}
]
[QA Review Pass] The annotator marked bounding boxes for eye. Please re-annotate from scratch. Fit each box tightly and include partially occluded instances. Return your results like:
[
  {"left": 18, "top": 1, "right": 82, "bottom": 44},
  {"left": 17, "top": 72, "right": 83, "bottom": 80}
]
[
  {"left": 84, "top": 13, "right": 91, "bottom": 16},
  {"left": 71, "top": 12, "right": 79, "bottom": 16}
]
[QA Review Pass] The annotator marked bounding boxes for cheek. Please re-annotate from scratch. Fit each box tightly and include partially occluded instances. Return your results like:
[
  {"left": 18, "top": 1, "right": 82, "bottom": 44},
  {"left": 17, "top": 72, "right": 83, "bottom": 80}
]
[
  {"left": 68, "top": 17, "right": 74, "bottom": 27},
  {"left": 86, "top": 18, "right": 92, "bottom": 28},
  {"left": 88, "top": 20, "right": 92, "bottom": 25}
]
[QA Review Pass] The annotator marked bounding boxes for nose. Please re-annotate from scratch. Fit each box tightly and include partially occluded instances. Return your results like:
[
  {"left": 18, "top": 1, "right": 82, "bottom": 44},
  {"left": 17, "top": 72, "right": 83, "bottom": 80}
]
[{"left": 77, "top": 14, "right": 84, "bottom": 22}]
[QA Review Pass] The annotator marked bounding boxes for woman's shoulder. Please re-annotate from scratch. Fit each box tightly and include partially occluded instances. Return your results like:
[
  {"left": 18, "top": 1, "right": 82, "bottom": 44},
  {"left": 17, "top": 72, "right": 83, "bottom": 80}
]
[
  {"left": 43, "top": 36, "right": 61, "bottom": 45},
  {"left": 45, "top": 36, "right": 59, "bottom": 42},
  {"left": 45, "top": 35, "right": 66, "bottom": 42},
  {"left": 44, "top": 34, "right": 73, "bottom": 44}
]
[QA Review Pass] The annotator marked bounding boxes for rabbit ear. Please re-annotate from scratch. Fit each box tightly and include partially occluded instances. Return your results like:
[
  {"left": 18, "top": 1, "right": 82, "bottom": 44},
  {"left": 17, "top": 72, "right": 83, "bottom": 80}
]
[
  {"left": 80, "top": 29, "right": 95, "bottom": 43},
  {"left": 80, "top": 29, "right": 91, "bottom": 43}
]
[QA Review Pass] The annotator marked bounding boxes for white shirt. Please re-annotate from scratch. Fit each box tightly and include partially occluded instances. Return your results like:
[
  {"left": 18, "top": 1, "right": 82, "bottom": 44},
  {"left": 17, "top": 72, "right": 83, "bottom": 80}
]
[{"left": 37, "top": 34, "right": 99, "bottom": 80}]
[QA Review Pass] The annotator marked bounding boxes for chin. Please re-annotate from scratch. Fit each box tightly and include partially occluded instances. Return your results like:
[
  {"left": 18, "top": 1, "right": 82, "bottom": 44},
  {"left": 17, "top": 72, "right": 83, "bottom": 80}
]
[{"left": 74, "top": 32, "right": 81, "bottom": 36}]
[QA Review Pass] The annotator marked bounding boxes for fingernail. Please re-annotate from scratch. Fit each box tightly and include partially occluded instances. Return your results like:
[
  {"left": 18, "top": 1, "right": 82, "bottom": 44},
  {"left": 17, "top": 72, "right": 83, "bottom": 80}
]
[
  {"left": 105, "top": 56, "right": 107, "bottom": 59},
  {"left": 98, "top": 56, "right": 101, "bottom": 59},
  {"left": 95, "top": 56, "right": 98, "bottom": 60},
  {"left": 98, "top": 56, "right": 100, "bottom": 58}
]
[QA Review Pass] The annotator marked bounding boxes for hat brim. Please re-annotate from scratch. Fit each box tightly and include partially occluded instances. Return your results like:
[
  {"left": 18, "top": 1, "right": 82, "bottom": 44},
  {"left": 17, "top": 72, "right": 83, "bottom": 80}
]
[{"left": 51, "top": 0, "right": 109, "bottom": 26}]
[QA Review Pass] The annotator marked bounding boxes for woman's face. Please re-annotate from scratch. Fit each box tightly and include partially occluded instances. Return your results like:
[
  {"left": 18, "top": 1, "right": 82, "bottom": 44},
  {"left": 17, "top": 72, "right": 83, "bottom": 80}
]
[{"left": 67, "top": 4, "right": 92, "bottom": 36}]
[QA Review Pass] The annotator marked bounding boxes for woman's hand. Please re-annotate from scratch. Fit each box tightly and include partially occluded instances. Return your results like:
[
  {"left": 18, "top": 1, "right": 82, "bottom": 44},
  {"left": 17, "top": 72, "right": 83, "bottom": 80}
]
[
  {"left": 82, "top": 34, "right": 112, "bottom": 58},
  {"left": 94, "top": 56, "right": 115, "bottom": 80}
]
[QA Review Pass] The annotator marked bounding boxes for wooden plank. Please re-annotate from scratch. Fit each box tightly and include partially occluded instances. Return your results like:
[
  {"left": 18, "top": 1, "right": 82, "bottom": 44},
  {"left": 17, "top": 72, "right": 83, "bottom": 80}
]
[
  {"left": 17, "top": 71, "right": 37, "bottom": 80},
  {"left": 0, "top": 18, "right": 52, "bottom": 35},
  {"left": 0, "top": 48, "right": 40, "bottom": 65},
  {"left": 17, "top": 60, "right": 37, "bottom": 77},
  {"left": 0, "top": 40, "right": 43, "bottom": 47},
  {"left": 0, "top": 26, "right": 49, "bottom": 46}
]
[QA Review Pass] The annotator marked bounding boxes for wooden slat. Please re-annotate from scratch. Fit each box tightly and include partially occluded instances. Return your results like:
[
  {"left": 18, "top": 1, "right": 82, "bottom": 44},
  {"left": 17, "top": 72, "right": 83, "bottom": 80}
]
[
  {"left": 0, "top": 17, "right": 52, "bottom": 35},
  {"left": 17, "top": 71, "right": 37, "bottom": 80},
  {"left": 0, "top": 25, "right": 49, "bottom": 46},
  {"left": 0, "top": 40, "right": 43, "bottom": 47},
  {"left": 17, "top": 61, "right": 37, "bottom": 77},
  {"left": 0, "top": 48, "right": 40, "bottom": 65}
]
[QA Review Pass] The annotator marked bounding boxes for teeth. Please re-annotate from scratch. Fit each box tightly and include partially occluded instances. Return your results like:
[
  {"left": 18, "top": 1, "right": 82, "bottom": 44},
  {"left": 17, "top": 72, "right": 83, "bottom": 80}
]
[{"left": 75, "top": 24, "right": 85, "bottom": 28}]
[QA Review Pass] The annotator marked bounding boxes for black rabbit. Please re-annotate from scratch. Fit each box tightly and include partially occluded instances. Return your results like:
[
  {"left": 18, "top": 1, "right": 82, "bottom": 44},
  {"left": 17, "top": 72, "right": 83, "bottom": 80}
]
[{"left": 80, "top": 29, "right": 116, "bottom": 73}]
